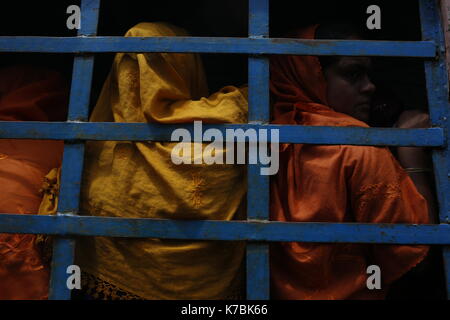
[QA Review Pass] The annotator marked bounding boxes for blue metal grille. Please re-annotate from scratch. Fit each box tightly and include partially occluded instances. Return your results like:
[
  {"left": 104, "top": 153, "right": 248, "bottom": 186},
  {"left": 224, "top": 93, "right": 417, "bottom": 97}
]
[{"left": 0, "top": 0, "right": 449, "bottom": 300}]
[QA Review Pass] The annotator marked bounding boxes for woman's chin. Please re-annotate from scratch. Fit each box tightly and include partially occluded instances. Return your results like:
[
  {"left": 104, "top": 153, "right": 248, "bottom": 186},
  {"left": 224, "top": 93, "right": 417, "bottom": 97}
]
[{"left": 354, "top": 111, "right": 370, "bottom": 124}]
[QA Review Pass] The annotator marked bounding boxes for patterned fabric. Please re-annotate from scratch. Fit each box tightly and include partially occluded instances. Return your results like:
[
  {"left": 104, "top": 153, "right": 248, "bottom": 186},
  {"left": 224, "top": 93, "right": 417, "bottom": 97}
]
[
  {"left": 80, "top": 272, "right": 144, "bottom": 300},
  {"left": 76, "top": 271, "right": 245, "bottom": 300}
]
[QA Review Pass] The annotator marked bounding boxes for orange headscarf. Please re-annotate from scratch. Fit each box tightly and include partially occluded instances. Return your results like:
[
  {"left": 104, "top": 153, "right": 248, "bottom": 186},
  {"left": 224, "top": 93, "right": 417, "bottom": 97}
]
[
  {"left": 269, "top": 26, "right": 429, "bottom": 300},
  {"left": 0, "top": 65, "right": 68, "bottom": 300}
]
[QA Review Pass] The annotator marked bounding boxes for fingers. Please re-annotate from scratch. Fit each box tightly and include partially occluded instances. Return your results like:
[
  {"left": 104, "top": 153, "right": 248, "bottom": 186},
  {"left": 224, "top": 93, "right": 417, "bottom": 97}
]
[{"left": 396, "top": 110, "right": 430, "bottom": 128}]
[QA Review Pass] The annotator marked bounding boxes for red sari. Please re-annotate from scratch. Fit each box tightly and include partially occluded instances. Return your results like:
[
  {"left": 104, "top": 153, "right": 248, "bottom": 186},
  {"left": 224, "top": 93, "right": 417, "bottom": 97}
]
[
  {"left": 0, "top": 65, "right": 68, "bottom": 299},
  {"left": 270, "top": 26, "right": 429, "bottom": 299}
]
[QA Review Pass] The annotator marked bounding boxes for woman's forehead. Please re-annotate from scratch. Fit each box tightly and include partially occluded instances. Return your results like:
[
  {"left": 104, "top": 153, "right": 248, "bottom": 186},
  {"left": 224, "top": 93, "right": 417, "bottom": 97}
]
[{"left": 337, "top": 57, "right": 372, "bottom": 69}]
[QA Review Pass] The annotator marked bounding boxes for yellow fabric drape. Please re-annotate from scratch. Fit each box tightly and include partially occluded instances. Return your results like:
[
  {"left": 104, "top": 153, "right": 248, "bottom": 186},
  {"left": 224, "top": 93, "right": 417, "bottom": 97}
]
[
  {"left": 74, "top": 22, "right": 248, "bottom": 299},
  {"left": 38, "top": 167, "right": 60, "bottom": 216}
]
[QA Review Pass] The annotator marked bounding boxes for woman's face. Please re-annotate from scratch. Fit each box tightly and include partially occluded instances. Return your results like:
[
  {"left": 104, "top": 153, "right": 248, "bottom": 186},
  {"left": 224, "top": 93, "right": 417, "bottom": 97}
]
[{"left": 323, "top": 56, "right": 376, "bottom": 123}]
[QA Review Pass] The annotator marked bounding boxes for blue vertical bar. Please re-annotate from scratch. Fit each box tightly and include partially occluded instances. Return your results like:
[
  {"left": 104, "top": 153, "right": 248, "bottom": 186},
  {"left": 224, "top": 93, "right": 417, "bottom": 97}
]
[
  {"left": 67, "top": 57, "right": 95, "bottom": 121},
  {"left": 419, "top": 0, "right": 450, "bottom": 299},
  {"left": 247, "top": 0, "right": 270, "bottom": 300},
  {"left": 49, "top": 0, "right": 100, "bottom": 300},
  {"left": 249, "top": 0, "right": 269, "bottom": 39},
  {"left": 68, "top": 0, "right": 99, "bottom": 122}
]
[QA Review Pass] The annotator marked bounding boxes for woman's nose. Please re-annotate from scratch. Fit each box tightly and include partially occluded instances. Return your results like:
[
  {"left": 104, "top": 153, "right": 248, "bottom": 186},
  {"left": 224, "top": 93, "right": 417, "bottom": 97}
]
[{"left": 361, "top": 77, "right": 376, "bottom": 96}]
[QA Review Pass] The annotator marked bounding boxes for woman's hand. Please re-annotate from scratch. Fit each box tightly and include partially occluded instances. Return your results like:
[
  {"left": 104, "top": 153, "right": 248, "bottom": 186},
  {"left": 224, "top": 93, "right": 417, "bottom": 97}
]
[
  {"left": 394, "top": 110, "right": 436, "bottom": 223},
  {"left": 394, "top": 109, "right": 430, "bottom": 129},
  {"left": 395, "top": 110, "right": 431, "bottom": 168}
]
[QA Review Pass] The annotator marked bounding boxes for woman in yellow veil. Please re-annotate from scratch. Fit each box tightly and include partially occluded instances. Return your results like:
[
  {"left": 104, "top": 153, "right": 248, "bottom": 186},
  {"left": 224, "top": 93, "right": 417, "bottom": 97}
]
[{"left": 53, "top": 21, "right": 248, "bottom": 300}]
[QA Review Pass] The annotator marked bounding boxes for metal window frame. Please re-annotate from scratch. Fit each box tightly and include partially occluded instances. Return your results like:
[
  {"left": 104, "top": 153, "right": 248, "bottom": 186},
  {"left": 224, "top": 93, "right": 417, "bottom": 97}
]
[{"left": 0, "top": 0, "right": 449, "bottom": 300}]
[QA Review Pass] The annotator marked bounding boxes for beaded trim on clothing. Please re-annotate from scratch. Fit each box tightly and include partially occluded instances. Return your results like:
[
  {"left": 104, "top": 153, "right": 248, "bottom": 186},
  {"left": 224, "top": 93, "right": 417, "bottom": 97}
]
[
  {"left": 81, "top": 272, "right": 144, "bottom": 300},
  {"left": 80, "top": 272, "right": 245, "bottom": 300}
]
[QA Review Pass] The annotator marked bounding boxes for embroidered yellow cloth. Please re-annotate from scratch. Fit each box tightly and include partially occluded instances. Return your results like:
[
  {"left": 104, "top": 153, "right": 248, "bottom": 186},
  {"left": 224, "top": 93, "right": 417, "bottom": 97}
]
[{"left": 71, "top": 22, "right": 248, "bottom": 299}]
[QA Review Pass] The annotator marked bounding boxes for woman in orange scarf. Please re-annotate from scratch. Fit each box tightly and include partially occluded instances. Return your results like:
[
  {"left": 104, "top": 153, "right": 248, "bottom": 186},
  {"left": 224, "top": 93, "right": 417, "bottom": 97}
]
[
  {"left": 0, "top": 65, "right": 68, "bottom": 299},
  {"left": 270, "top": 23, "right": 434, "bottom": 300}
]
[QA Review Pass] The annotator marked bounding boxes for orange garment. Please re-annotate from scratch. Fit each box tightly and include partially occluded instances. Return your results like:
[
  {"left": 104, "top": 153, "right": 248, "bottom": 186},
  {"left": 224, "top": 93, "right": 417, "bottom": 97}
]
[
  {"left": 0, "top": 65, "right": 68, "bottom": 300},
  {"left": 269, "top": 25, "right": 429, "bottom": 300}
]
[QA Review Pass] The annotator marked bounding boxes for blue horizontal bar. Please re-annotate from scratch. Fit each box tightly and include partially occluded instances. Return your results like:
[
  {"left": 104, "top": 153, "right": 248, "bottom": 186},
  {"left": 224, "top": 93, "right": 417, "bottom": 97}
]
[
  {"left": 0, "top": 214, "right": 448, "bottom": 244},
  {"left": 0, "top": 122, "right": 444, "bottom": 147},
  {"left": 0, "top": 37, "right": 437, "bottom": 57}
]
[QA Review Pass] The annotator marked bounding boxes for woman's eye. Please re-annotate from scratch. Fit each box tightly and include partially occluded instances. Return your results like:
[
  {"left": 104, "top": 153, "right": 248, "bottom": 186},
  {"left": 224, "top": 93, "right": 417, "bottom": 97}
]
[
  {"left": 343, "top": 70, "right": 363, "bottom": 82},
  {"left": 348, "top": 71, "right": 361, "bottom": 79}
]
